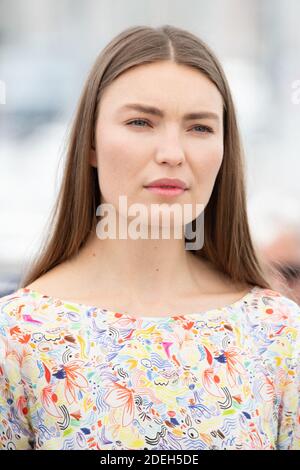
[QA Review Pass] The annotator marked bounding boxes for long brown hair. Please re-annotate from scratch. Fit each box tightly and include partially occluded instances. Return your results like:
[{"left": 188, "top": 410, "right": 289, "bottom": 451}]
[{"left": 19, "top": 24, "right": 292, "bottom": 298}]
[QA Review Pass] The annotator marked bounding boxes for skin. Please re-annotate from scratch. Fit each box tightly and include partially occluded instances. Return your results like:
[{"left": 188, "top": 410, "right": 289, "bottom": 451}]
[{"left": 26, "top": 61, "right": 251, "bottom": 316}]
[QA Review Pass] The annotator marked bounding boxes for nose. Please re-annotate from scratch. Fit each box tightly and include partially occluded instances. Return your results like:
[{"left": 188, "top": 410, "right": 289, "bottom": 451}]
[{"left": 154, "top": 133, "right": 186, "bottom": 166}]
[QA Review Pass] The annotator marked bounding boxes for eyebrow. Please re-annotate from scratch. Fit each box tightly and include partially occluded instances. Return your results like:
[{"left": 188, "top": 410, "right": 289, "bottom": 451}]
[{"left": 119, "top": 103, "right": 220, "bottom": 122}]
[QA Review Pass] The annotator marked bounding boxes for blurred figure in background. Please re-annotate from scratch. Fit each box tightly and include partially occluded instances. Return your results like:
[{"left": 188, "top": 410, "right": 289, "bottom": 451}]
[
  {"left": 261, "top": 228, "right": 300, "bottom": 304},
  {"left": 248, "top": 191, "right": 300, "bottom": 303}
]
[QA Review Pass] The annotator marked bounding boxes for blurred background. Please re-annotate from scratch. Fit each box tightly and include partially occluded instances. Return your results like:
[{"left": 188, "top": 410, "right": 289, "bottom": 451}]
[{"left": 0, "top": 0, "right": 300, "bottom": 302}]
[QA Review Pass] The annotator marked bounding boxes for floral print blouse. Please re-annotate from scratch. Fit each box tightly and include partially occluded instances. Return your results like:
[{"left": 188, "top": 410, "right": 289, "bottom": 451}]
[{"left": 0, "top": 285, "right": 300, "bottom": 450}]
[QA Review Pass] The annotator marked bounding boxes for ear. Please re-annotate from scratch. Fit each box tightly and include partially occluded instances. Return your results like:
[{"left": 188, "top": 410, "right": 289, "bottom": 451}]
[{"left": 89, "top": 147, "right": 97, "bottom": 168}]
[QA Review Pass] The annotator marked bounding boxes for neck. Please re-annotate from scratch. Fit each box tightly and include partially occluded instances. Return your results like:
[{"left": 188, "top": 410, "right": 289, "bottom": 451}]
[{"left": 70, "top": 227, "right": 219, "bottom": 304}]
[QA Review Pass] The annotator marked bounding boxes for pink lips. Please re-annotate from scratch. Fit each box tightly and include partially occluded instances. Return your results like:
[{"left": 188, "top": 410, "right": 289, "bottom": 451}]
[
  {"left": 144, "top": 178, "right": 188, "bottom": 197},
  {"left": 145, "top": 178, "right": 187, "bottom": 190},
  {"left": 145, "top": 186, "right": 185, "bottom": 196}
]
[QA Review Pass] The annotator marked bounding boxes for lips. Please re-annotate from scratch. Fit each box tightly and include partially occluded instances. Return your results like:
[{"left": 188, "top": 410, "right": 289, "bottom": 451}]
[
  {"left": 145, "top": 186, "right": 185, "bottom": 196},
  {"left": 145, "top": 178, "right": 188, "bottom": 190}
]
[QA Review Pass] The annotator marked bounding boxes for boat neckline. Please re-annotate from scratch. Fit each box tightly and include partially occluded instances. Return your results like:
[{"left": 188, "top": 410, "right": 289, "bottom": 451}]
[{"left": 14, "top": 285, "right": 261, "bottom": 321}]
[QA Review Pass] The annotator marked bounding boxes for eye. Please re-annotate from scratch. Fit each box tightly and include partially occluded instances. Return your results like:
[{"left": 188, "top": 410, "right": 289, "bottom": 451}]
[
  {"left": 126, "top": 119, "right": 150, "bottom": 128},
  {"left": 191, "top": 125, "right": 214, "bottom": 134}
]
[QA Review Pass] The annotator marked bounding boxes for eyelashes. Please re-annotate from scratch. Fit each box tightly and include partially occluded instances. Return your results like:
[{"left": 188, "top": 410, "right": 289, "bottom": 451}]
[
  {"left": 192, "top": 125, "right": 214, "bottom": 134},
  {"left": 126, "top": 119, "right": 214, "bottom": 134}
]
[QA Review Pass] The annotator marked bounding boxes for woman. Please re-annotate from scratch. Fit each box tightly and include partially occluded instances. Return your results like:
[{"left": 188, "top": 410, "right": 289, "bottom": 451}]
[{"left": 0, "top": 24, "right": 299, "bottom": 450}]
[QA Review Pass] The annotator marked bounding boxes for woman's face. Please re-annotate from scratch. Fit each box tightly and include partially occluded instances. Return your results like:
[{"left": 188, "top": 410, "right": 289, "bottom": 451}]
[{"left": 90, "top": 60, "right": 224, "bottom": 227}]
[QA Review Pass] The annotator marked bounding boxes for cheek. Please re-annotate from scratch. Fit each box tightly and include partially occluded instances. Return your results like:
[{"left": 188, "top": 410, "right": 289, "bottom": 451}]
[
  {"left": 96, "top": 130, "right": 140, "bottom": 197},
  {"left": 193, "top": 140, "right": 223, "bottom": 179},
  {"left": 190, "top": 141, "right": 223, "bottom": 204}
]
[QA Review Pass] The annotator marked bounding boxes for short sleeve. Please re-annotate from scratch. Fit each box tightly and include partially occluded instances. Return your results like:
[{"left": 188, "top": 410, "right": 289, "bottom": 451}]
[
  {"left": 0, "top": 333, "right": 35, "bottom": 450},
  {"left": 276, "top": 297, "right": 300, "bottom": 449}
]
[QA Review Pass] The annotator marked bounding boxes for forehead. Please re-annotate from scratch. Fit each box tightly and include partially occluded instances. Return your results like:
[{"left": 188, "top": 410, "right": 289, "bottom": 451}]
[{"left": 99, "top": 61, "right": 223, "bottom": 116}]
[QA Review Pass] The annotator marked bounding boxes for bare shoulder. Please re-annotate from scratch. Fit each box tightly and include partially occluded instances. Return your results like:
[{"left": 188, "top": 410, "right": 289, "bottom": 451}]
[
  {"left": 25, "top": 259, "right": 76, "bottom": 297},
  {"left": 191, "top": 255, "right": 253, "bottom": 297}
]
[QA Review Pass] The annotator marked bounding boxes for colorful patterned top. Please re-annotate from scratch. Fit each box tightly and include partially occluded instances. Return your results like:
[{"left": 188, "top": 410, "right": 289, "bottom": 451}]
[{"left": 0, "top": 285, "right": 300, "bottom": 450}]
